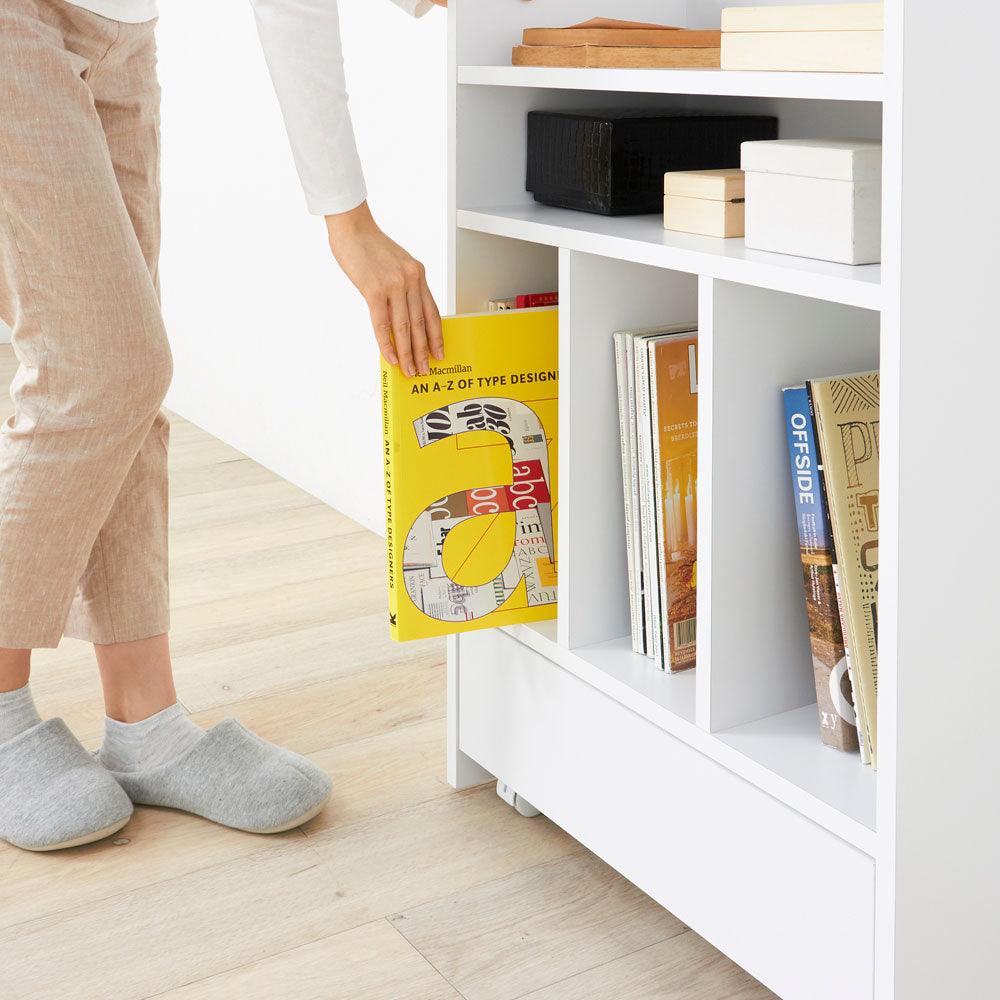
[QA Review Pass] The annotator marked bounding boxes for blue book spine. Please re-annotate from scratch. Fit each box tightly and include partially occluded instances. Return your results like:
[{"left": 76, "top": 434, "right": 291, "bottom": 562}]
[{"left": 782, "top": 385, "right": 859, "bottom": 753}]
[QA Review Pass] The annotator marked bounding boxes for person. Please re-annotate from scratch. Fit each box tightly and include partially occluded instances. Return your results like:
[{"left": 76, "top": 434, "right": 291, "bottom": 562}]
[{"left": 0, "top": 0, "right": 446, "bottom": 852}]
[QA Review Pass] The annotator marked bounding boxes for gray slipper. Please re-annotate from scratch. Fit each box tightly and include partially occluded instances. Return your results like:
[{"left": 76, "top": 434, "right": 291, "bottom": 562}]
[
  {"left": 0, "top": 719, "right": 134, "bottom": 852},
  {"left": 103, "top": 719, "right": 332, "bottom": 834}
]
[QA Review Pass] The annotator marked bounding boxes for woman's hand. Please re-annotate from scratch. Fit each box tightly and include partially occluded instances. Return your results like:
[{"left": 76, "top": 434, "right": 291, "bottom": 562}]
[{"left": 326, "top": 201, "right": 443, "bottom": 377}]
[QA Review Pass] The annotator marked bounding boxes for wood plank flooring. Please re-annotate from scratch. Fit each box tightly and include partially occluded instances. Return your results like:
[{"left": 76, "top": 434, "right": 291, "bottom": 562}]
[{"left": 0, "top": 345, "right": 776, "bottom": 1000}]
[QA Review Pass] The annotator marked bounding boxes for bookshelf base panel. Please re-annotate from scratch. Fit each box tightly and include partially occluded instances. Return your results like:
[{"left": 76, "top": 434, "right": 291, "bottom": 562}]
[{"left": 456, "top": 626, "right": 874, "bottom": 1000}]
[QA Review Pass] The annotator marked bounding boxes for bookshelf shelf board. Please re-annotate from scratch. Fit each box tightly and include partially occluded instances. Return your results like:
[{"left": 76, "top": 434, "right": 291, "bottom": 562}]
[
  {"left": 505, "top": 620, "right": 698, "bottom": 726},
  {"left": 717, "top": 705, "right": 877, "bottom": 836},
  {"left": 501, "top": 621, "right": 877, "bottom": 855},
  {"left": 458, "top": 206, "right": 882, "bottom": 311},
  {"left": 458, "top": 65, "right": 885, "bottom": 102}
]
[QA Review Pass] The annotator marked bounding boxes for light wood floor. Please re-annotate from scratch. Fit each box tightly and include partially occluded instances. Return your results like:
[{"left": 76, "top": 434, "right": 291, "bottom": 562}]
[{"left": 0, "top": 345, "right": 775, "bottom": 1000}]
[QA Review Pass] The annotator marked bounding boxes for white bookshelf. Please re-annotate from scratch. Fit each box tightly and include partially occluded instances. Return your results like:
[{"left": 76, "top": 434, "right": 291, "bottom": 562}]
[{"left": 446, "top": 4, "right": 997, "bottom": 999}]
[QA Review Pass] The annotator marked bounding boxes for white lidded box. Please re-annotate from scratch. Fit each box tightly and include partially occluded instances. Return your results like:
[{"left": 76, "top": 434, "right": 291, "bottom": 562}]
[{"left": 741, "top": 138, "right": 882, "bottom": 264}]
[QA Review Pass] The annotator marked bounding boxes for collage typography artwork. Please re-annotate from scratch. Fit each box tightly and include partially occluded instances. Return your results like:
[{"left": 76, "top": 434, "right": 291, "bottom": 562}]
[{"left": 403, "top": 398, "right": 557, "bottom": 623}]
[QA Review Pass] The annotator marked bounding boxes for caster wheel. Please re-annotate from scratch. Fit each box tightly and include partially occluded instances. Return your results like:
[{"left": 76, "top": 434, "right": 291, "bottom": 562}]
[{"left": 496, "top": 779, "right": 541, "bottom": 818}]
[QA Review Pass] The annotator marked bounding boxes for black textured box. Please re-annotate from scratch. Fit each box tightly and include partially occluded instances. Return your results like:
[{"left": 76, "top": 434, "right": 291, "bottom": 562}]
[{"left": 526, "top": 110, "right": 778, "bottom": 216}]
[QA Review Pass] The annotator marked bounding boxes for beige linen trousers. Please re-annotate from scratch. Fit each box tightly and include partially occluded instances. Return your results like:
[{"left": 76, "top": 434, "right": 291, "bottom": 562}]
[{"left": 0, "top": 0, "right": 172, "bottom": 649}]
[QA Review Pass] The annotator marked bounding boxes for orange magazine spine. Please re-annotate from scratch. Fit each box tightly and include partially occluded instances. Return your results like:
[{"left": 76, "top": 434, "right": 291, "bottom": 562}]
[{"left": 650, "top": 335, "right": 699, "bottom": 672}]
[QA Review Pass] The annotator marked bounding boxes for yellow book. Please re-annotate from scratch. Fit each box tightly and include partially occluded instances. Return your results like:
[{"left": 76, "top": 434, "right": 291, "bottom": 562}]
[{"left": 381, "top": 309, "right": 558, "bottom": 641}]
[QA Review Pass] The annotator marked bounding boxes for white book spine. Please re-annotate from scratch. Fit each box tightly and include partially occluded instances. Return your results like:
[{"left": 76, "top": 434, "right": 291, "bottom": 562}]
[
  {"left": 634, "top": 337, "right": 662, "bottom": 664},
  {"left": 614, "top": 333, "right": 643, "bottom": 654},
  {"left": 624, "top": 334, "right": 651, "bottom": 655}
]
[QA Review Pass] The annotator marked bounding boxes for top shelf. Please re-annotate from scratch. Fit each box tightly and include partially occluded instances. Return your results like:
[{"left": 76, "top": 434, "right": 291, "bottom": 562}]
[{"left": 458, "top": 65, "right": 885, "bottom": 103}]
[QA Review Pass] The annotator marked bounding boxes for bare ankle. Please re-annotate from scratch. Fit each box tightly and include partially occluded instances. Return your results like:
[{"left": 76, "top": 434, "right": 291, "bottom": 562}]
[
  {"left": 94, "top": 633, "right": 177, "bottom": 723},
  {"left": 0, "top": 648, "right": 31, "bottom": 693}
]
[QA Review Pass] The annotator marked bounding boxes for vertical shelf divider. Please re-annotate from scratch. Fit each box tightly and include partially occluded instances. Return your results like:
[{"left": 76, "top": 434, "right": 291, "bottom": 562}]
[{"left": 696, "top": 276, "right": 716, "bottom": 733}]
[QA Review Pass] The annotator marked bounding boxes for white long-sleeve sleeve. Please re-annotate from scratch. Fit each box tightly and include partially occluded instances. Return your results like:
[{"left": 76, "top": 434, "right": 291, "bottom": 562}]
[
  {"left": 63, "top": 0, "right": 433, "bottom": 213},
  {"left": 249, "top": 0, "right": 433, "bottom": 216}
]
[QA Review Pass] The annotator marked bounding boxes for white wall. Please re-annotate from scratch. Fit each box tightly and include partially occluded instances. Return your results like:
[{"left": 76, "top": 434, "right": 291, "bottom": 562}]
[{"left": 157, "top": 0, "right": 447, "bottom": 534}]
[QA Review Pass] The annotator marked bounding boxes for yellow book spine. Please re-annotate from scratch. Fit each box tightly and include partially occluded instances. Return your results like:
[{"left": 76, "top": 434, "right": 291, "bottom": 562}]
[{"left": 381, "top": 363, "right": 401, "bottom": 638}]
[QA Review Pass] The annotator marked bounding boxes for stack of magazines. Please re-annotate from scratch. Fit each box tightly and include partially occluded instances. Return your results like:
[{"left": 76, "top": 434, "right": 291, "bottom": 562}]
[
  {"left": 782, "top": 372, "right": 879, "bottom": 767},
  {"left": 614, "top": 324, "right": 698, "bottom": 672}
]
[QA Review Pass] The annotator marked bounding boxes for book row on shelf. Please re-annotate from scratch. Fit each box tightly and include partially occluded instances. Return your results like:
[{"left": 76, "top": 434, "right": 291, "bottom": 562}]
[
  {"left": 511, "top": 3, "right": 884, "bottom": 72},
  {"left": 782, "top": 374, "right": 879, "bottom": 767},
  {"left": 613, "top": 325, "right": 699, "bottom": 673},
  {"left": 614, "top": 328, "right": 880, "bottom": 766},
  {"left": 379, "top": 282, "right": 879, "bottom": 765}
]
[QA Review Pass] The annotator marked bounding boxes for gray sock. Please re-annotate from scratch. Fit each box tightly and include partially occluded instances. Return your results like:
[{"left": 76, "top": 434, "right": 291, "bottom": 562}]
[
  {"left": 0, "top": 684, "right": 43, "bottom": 743},
  {"left": 98, "top": 711, "right": 332, "bottom": 835},
  {"left": 98, "top": 702, "right": 204, "bottom": 773}
]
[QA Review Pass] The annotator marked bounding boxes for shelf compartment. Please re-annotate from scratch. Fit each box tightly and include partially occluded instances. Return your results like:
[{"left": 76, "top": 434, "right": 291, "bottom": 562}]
[
  {"left": 506, "top": 619, "right": 697, "bottom": 727},
  {"left": 502, "top": 620, "right": 876, "bottom": 853},
  {"left": 459, "top": 65, "right": 885, "bottom": 103},
  {"left": 698, "top": 280, "right": 880, "bottom": 735},
  {"left": 451, "top": 229, "right": 557, "bottom": 314},
  {"left": 459, "top": 206, "right": 882, "bottom": 311},
  {"left": 556, "top": 250, "right": 697, "bottom": 653},
  {"left": 717, "top": 704, "right": 876, "bottom": 832}
]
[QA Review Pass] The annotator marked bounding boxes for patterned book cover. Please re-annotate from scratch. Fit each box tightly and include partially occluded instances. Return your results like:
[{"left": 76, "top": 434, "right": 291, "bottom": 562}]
[
  {"left": 649, "top": 333, "right": 698, "bottom": 671},
  {"left": 782, "top": 385, "right": 860, "bottom": 752},
  {"left": 381, "top": 309, "right": 558, "bottom": 641},
  {"left": 809, "top": 372, "right": 879, "bottom": 766}
]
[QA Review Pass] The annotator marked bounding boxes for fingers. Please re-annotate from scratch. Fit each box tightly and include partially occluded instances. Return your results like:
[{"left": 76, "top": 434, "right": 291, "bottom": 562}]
[
  {"left": 422, "top": 282, "right": 444, "bottom": 362},
  {"left": 368, "top": 256, "right": 441, "bottom": 378},
  {"left": 389, "top": 280, "right": 415, "bottom": 377},
  {"left": 406, "top": 276, "right": 430, "bottom": 376},
  {"left": 368, "top": 297, "right": 398, "bottom": 367},
  {"left": 392, "top": 260, "right": 436, "bottom": 378}
]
